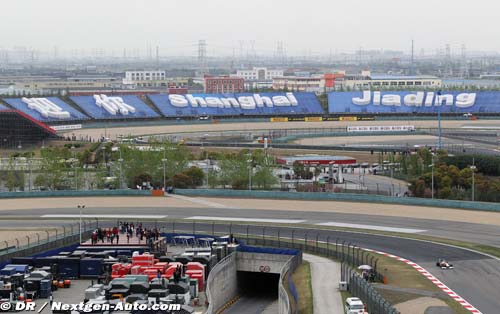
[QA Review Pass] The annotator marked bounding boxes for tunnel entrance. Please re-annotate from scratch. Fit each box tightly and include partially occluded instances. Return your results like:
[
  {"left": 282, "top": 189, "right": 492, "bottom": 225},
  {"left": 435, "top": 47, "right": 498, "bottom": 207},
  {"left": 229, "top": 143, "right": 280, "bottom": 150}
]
[
  {"left": 225, "top": 271, "right": 281, "bottom": 314},
  {"left": 236, "top": 271, "right": 280, "bottom": 298}
]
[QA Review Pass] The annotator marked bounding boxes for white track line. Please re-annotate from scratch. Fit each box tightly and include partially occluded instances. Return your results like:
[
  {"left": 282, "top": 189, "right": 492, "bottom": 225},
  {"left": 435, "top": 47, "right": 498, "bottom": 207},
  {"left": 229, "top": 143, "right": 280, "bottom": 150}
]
[
  {"left": 41, "top": 214, "right": 167, "bottom": 219},
  {"left": 316, "top": 222, "right": 426, "bottom": 234},
  {"left": 185, "top": 216, "right": 305, "bottom": 224},
  {"left": 169, "top": 194, "right": 233, "bottom": 208}
]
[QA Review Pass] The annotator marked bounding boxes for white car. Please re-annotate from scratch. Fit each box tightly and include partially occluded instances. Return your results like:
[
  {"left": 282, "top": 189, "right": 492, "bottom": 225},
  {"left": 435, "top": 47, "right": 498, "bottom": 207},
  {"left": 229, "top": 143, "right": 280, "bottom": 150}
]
[{"left": 345, "top": 297, "right": 366, "bottom": 314}]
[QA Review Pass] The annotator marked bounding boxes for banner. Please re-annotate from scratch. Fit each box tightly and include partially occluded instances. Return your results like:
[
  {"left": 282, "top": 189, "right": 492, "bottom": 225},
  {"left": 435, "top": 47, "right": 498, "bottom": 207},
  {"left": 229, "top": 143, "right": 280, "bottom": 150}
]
[
  {"left": 305, "top": 116, "right": 323, "bottom": 122},
  {"left": 49, "top": 124, "right": 83, "bottom": 131},
  {"left": 347, "top": 125, "right": 416, "bottom": 133},
  {"left": 270, "top": 117, "right": 289, "bottom": 122},
  {"left": 328, "top": 91, "right": 500, "bottom": 113}
]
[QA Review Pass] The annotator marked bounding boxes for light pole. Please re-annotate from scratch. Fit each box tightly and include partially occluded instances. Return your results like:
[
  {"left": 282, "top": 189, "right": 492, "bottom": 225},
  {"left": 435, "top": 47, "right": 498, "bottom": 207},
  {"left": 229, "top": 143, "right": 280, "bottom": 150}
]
[
  {"left": 71, "top": 146, "right": 77, "bottom": 190},
  {"left": 429, "top": 163, "right": 434, "bottom": 199},
  {"left": 28, "top": 158, "right": 32, "bottom": 192},
  {"left": 78, "top": 204, "right": 85, "bottom": 244},
  {"left": 247, "top": 159, "right": 253, "bottom": 191},
  {"left": 470, "top": 162, "right": 476, "bottom": 202},
  {"left": 162, "top": 157, "right": 167, "bottom": 191},
  {"left": 205, "top": 158, "right": 209, "bottom": 188},
  {"left": 118, "top": 148, "right": 124, "bottom": 189},
  {"left": 437, "top": 91, "right": 443, "bottom": 150}
]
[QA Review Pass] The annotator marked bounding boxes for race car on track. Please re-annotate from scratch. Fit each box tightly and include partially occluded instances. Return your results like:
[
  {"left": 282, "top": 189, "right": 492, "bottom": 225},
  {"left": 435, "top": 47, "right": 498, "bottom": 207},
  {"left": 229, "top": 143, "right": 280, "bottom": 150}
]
[{"left": 437, "top": 258, "right": 454, "bottom": 269}]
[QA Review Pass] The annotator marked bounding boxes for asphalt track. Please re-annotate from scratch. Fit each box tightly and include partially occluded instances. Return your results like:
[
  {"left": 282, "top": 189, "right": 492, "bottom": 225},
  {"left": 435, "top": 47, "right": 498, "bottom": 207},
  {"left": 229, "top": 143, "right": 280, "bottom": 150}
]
[{"left": 1, "top": 203, "right": 499, "bottom": 314}]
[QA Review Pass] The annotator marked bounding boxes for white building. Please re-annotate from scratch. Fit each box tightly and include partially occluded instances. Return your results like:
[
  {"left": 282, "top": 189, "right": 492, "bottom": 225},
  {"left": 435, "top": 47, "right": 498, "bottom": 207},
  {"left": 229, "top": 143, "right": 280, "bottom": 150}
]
[
  {"left": 336, "top": 71, "right": 442, "bottom": 90},
  {"left": 125, "top": 70, "right": 166, "bottom": 82},
  {"left": 235, "top": 67, "right": 284, "bottom": 81},
  {"left": 272, "top": 75, "right": 326, "bottom": 93},
  {"left": 123, "top": 70, "right": 169, "bottom": 88}
]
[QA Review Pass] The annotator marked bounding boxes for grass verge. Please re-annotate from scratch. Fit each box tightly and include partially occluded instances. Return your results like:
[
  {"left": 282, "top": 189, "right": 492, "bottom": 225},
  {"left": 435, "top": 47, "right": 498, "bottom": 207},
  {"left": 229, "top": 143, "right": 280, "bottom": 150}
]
[{"left": 291, "top": 261, "right": 314, "bottom": 314}]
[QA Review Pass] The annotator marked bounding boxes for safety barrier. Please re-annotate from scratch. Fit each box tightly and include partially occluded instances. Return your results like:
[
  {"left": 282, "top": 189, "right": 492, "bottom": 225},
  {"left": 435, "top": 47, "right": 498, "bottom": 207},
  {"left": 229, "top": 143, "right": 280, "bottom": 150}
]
[
  {"left": 205, "top": 253, "right": 238, "bottom": 314},
  {"left": 0, "top": 189, "right": 151, "bottom": 199},
  {"left": 175, "top": 189, "right": 500, "bottom": 212}
]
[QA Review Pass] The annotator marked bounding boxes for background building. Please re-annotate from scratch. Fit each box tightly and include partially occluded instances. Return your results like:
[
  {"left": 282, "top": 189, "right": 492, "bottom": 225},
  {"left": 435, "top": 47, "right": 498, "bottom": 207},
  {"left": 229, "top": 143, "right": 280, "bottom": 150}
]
[
  {"left": 204, "top": 76, "right": 244, "bottom": 93},
  {"left": 335, "top": 71, "right": 442, "bottom": 90}
]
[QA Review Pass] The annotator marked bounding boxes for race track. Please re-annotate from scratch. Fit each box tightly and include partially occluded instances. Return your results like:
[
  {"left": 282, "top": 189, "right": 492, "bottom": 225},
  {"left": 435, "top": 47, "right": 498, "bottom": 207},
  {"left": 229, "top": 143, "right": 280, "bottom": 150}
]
[{"left": 0, "top": 196, "right": 499, "bottom": 313}]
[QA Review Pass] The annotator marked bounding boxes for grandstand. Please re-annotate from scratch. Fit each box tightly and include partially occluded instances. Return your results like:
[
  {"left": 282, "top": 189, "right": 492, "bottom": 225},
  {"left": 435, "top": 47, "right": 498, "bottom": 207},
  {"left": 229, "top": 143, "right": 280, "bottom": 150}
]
[
  {"left": 2, "top": 97, "right": 89, "bottom": 122},
  {"left": 0, "top": 108, "right": 58, "bottom": 148},
  {"left": 149, "top": 92, "right": 324, "bottom": 118},
  {"left": 70, "top": 95, "right": 160, "bottom": 120},
  {"left": 328, "top": 91, "right": 500, "bottom": 114}
]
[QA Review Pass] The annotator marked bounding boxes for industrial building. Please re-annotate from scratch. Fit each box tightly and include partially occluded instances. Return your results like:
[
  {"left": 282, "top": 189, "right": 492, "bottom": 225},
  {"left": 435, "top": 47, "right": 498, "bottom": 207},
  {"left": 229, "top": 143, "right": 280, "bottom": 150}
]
[{"left": 204, "top": 76, "right": 245, "bottom": 93}]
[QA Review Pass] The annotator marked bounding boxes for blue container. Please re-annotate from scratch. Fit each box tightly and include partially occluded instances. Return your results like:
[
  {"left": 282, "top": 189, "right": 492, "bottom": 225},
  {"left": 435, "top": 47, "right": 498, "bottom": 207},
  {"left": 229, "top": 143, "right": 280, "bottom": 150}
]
[
  {"left": 40, "top": 280, "right": 51, "bottom": 290},
  {"left": 0, "top": 267, "right": 16, "bottom": 276},
  {"left": 117, "top": 250, "right": 132, "bottom": 257},
  {"left": 39, "top": 289, "right": 51, "bottom": 299},
  {"left": 4, "top": 264, "right": 29, "bottom": 274},
  {"left": 80, "top": 258, "right": 103, "bottom": 278},
  {"left": 11, "top": 257, "right": 36, "bottom": 266},
  {"left": 57, "top": 258, "right": 80, "bottom": 279}
]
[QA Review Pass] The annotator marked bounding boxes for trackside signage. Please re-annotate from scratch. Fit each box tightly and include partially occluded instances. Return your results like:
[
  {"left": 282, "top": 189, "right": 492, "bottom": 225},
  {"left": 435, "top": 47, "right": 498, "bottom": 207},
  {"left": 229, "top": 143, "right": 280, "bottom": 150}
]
[
  {"left": 149, "top": 92, "right": 325, "bottom": 117},
  {"left": 347, "top": 125, "right": 415, "bottom": 132},
  {"left": 168, "top": 93, "right": 299, "bottom": 109},
  {"left": 328, "top": 91, "right": 500, "bottom": 113}
]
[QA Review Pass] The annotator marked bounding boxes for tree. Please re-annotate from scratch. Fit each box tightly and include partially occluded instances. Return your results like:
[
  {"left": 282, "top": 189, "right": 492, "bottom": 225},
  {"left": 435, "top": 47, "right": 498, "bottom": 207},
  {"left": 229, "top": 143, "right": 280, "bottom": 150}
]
[
  {"left": 34, "top": 174, "right": 47, "bottom": 190},
  {"left": 183, "top": 167, "right": 205, "bottom": 187}
]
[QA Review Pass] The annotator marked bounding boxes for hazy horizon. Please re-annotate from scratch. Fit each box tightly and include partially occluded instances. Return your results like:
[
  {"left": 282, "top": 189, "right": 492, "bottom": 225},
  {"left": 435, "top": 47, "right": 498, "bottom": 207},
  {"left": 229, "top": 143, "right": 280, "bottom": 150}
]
[{"left": 2, "top": 0, "right": 500, "bottom": 56}]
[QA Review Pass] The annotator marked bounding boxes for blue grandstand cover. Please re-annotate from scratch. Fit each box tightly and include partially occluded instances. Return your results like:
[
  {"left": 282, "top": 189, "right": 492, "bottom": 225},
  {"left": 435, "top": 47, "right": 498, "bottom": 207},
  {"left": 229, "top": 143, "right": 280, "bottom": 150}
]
[
  {"left": 2, "top": 97, "right": 89, "bottom": 122},
  {"left": 328, "top": 91, "right": 500, "bottom": 114},
  {"left": 70, "top": 95, "right": 160, "bottom": 120},
  {"left": 149, "top": 92, "right": 324, "bottom": 117},
  {"left": 0, "top": 103, "right": 7, "bottom": 110}
]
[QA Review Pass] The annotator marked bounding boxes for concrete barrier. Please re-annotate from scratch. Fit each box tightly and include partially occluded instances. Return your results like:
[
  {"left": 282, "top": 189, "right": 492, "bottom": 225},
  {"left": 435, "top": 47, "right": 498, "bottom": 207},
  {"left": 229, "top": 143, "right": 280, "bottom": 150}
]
[
  {"left": 0, "top": 189, "right": 151, "bottom": 199},
  {"left": 175, "top": 189, "right": 500, "bottom": 212},
  {"left": 205, "top": 253, "right": 238, "bottom": 314}
]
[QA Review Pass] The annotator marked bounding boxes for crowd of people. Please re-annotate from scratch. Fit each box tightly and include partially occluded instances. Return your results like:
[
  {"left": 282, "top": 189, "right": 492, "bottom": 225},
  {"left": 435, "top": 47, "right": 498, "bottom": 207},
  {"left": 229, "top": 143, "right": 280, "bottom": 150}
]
[{"left": 90, "top": 221, "right": 161, "bottom": 245}]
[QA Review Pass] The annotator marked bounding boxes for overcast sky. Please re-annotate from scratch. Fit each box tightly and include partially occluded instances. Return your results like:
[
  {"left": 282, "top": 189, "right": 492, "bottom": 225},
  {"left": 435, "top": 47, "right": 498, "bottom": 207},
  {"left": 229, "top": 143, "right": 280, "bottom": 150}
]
[{"left": 2, "top": 0, "right": 499, "bottom": 56}]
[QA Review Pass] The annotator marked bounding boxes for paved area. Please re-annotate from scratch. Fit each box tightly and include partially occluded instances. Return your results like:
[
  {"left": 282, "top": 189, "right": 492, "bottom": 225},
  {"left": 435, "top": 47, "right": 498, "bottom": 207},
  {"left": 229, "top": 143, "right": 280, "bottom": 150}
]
[
  {"left": 303, "top": 253, "right": 342, "bottom": 314},
  {"left": 64, "top": 119, "right": 500, "bottom": 140},
  {"left": 1, "top": 196, "right": 499, "bottom": 227},
  {"left": 394, "top": 297, "right": 449, "bottom": 314}
]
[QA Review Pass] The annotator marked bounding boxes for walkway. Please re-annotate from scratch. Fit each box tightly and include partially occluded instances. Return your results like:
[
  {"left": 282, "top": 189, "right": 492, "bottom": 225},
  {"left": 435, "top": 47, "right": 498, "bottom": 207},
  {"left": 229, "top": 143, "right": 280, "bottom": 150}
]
[{"left": 303, "top": 253, "right": 343, "bottom": 314}]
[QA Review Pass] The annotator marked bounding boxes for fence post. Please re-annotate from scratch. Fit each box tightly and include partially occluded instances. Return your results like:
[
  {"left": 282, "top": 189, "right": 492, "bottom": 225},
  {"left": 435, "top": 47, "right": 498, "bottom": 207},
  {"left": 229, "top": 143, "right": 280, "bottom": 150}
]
[
  {"left": 304, "top": 233, "right": 308, "bottom": 251},
  {"left": 341, "top": 240, "right": 346, "bottom": 261},
  {"left": 36, "top": 233, "right": 40, "bottom": 245},
  {"left": 277, "top": 228, "right": 281, "bottom": 248},
  {"left": 15, "top": 238, "right": 19, "bottom": 248},
  {"left": 45, "top": 231, "right": 49, "bottom": 243},
  {"left": 262, "top": 227, "right": 266, "bottom": 245},
  {"left": 229, "top": 223, "right": 232, "bottom": 235},
  {"left": 326, "top": 236, "right": 330, "bottom": 257},
  {"left": 3, "top": 241, "right": 8, "bottom": 253},
  {"left": 26, "top": 236, "right": 30, "bottom": 248},
  {"left": 55, "top": 229, "right": 58, "bottom": 240},
  {"left": 315, "top": 234, "right": 319, "bottom": 253},
  {"left": 291, "top": 230, "right": 295, "bottom": 246},
  {"left": 246, "top": 225, "right": 249, "bottom": 243}
]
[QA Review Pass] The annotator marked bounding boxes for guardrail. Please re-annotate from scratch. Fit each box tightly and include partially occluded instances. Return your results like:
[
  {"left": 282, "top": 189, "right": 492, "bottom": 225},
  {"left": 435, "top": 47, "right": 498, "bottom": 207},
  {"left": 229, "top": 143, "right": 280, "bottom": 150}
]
[
  {"left": 278, "top": 253, "right": 302, "bottom": 314},
  {"left": 175, "top": 189, "right": 500, "bottom": 212}
]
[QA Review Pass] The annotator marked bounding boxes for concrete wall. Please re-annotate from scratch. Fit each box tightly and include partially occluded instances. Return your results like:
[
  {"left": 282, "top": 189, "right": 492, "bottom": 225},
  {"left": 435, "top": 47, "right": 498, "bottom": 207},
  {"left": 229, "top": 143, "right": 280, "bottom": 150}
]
[
  {"left": 236, "top": 252, "right": 292, "bottom": 274},
  {"left": 206, "top": 253, "right": 238, "bottom": 314}
]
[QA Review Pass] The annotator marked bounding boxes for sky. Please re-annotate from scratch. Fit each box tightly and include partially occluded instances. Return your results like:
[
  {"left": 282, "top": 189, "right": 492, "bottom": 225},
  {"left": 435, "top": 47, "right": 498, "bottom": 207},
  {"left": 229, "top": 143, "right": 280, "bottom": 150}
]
[{"left": 1, "top": 0, "right": 499, "bottom": 56}]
